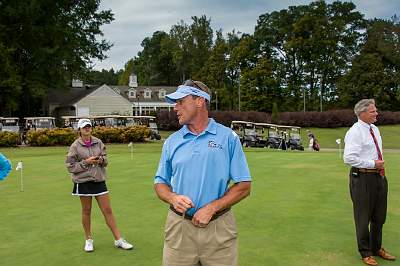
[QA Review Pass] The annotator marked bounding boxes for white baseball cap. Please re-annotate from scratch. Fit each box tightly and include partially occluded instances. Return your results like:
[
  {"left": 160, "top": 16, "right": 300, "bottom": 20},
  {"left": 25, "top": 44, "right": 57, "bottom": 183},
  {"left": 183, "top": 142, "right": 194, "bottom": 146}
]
[{"left": 77, "top": 119, "right": 92, "bottom": 129}]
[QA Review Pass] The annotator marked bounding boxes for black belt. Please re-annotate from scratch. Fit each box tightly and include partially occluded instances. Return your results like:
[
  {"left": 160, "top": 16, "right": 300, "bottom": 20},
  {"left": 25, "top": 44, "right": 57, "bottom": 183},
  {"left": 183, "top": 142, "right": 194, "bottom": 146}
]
[
  {"left": 169, "top": 206, "right": 231, "bottom": 221},
  {"left": 352, "top": 167, "right": 380, "bottom": 174}
]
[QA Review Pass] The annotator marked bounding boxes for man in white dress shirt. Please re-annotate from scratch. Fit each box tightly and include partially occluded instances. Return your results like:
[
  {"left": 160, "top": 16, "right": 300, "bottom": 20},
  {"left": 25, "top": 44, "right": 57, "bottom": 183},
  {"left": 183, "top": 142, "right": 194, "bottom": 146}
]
[{"left": 344, "top": 99, "right": 395, "bottom": 266}]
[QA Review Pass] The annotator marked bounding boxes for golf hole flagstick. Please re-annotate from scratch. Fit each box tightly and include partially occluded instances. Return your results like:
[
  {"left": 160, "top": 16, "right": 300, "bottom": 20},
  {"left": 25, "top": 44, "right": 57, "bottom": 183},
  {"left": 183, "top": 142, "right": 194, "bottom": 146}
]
[
  {"left": 128, "top": 142, "right": 133, "bottom": 159},
  {"left": 15, "top": 161, "right": 23, "bottom": 192}
]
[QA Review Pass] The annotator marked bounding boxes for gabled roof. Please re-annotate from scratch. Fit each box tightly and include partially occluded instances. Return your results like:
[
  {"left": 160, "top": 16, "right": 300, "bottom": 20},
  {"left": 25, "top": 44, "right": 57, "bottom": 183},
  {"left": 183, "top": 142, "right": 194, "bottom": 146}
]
[
  {"left": 48, "top": 86, "right": 98, "bottom": 106},
  {"left": 112, "top": 85, "right": 177, "bottom": 103},
  {"left": 48, "top": 84, "right": 178, "bottom": 106}
]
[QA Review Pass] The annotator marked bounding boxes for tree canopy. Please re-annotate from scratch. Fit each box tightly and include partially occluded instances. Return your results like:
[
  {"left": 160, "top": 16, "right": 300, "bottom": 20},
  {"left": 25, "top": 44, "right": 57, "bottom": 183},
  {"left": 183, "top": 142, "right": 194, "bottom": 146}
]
[
  {"left": 120, "top": 1, "right": 399, "bottom": 112},
  {"left": 1, "top": 0, "right": 399, "bottom": 116},
  {"left": 0, "top": 0, "right": 114, "bottom": 116}
]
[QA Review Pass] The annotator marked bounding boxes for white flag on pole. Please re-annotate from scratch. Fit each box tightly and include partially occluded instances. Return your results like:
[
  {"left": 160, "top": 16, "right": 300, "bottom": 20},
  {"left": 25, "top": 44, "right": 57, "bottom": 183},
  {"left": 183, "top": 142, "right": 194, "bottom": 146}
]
[
  {"left": 16, "top": 161, "right": 23, "bottom": 171},
  {"left": 336, "top": 138, "right": 341, "bottom": 145},
  {"left": 128, "top": 142, "right": 133, "bottom": 147}
]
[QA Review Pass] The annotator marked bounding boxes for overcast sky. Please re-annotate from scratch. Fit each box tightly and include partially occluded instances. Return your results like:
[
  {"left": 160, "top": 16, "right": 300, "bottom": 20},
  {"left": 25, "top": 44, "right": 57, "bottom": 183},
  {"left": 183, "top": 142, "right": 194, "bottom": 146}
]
[{"left": 92, "top": 0, "right": 399, "bottom": 71}]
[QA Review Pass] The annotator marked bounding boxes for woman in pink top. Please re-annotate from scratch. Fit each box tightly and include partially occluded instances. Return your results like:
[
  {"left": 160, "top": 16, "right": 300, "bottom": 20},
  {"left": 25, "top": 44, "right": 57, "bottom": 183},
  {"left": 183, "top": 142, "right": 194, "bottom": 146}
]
[{"left": 66, "top": 119, "right": 133, "bottom": 252}]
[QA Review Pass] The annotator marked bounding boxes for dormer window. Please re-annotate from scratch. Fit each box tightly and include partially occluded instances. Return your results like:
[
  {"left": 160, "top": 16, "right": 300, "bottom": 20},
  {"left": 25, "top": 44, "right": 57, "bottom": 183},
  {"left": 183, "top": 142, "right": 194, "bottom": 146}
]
[
  {"left": 144, "top": 89, "right": 151, "bottom": 99},
  {"left": 128, "top": 89, "right": 136, "bottom": 98},
  {"left": 159, "top": 89, "right": 166, "bottom": 98}
]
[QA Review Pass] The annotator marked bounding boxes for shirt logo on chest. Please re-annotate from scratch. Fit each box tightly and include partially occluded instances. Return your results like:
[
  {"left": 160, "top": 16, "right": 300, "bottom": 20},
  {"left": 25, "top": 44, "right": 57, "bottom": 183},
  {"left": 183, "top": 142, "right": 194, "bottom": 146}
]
[{"left": 208, "top": 140, "right": 222, "bottom": 149}]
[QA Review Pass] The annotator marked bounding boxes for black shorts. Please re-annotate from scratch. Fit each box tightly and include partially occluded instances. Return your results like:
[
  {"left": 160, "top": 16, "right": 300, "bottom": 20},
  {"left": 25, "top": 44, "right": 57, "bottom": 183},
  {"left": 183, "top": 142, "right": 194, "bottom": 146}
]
[{"left": 72, "top": 181, "right": 108, "bottom": 196}]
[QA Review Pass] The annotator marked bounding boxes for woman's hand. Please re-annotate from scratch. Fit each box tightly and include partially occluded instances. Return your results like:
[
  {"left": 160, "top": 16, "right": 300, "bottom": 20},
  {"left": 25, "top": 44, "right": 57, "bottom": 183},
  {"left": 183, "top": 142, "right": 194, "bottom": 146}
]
[{"left": 85, "top": 156, "right": 100, "bottom": 165}]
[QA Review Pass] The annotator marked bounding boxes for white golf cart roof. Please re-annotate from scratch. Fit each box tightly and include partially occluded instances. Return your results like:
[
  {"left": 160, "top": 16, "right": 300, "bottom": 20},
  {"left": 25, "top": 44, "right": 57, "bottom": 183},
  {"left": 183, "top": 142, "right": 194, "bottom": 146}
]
[
  {"left": 253, "top": 122, "right": 279, "bottom": 127},
  {"left": 276, "top": 125, "right": 301, "bottom": 130},
  {"left": 24, "top": 117, "right": 55, "bottom": 120},
  {"left": 1, "top": 117, "right": 19, "bottom": 121}
]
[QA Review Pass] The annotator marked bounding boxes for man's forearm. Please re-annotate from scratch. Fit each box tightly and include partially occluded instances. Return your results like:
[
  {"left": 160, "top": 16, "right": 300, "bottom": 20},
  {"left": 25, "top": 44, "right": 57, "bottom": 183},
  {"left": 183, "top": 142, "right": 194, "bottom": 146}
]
[
  {"left": 154, "top": 183, "right": 176, "bottom": 205},
  {"left": 208, "top": 181, "right": 251, "bottom": 213}
]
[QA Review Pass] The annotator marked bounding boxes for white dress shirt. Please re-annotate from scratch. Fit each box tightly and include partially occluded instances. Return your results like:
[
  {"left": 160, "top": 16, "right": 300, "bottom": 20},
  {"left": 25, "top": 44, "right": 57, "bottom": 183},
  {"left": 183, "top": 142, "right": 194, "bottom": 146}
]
[{"left": 344, "top": 119, "right": 383, "bottom": 168}]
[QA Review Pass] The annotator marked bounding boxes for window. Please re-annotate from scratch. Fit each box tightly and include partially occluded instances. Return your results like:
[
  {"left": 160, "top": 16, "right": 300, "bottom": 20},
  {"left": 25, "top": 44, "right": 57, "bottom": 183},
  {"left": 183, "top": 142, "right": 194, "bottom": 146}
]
[
  {"left": 159, "top": 89, "right": 166, "bottom": 98},
  {"left": 128, "top": 89, "right": 136, "bottom": 98},
  {"left": 144, "top": 90, "right": 151, "bottom": 99}
]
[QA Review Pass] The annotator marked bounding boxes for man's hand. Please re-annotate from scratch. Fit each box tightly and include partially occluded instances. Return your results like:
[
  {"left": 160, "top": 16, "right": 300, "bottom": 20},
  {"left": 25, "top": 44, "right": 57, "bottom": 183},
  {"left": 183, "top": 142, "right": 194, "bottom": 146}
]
[
  {"left": 192, "top": 204, "right": 217, "bottom": 228},
  {"left": 374, "top": 160, "right": 385, "bottom": 169},
  {"left": 171, "top": 194, "right": 194, "bottom": 213}
]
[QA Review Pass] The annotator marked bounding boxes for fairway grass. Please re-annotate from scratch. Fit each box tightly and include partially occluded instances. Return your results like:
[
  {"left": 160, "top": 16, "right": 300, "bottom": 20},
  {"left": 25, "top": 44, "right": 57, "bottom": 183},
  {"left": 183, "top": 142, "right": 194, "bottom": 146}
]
[
  {"left": 1, "top": 142, "right": 399, "bottom": 266},
  {"left": 300, "top": 124, "right": 400, "bottom": 149}
]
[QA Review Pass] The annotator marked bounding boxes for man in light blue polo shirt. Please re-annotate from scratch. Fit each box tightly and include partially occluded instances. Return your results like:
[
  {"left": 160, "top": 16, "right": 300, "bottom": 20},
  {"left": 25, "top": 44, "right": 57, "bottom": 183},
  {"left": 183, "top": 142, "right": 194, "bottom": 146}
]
[{"left": 154, "top": 80, "right": 251, "bottom": 266}]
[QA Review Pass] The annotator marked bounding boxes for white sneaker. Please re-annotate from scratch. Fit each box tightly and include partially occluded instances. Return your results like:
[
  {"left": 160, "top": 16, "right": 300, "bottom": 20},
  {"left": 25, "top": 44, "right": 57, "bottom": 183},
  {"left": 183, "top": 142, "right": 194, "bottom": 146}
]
[
  {"left": 114, "top": 238, "right": 133, "bottom": 250},
  {"left": 84, "top": 239, "right": 94, "bottom": 252}
]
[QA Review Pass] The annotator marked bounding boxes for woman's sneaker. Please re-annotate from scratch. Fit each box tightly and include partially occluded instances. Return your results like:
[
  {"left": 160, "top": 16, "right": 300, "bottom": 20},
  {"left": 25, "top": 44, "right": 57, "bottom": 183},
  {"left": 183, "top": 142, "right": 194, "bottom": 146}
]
[
  {"left": 114, "top": 238, "right": 133, "bottom": 250},
  {"left": 84, "top": 239, "right": 94, "bottom": 252}
]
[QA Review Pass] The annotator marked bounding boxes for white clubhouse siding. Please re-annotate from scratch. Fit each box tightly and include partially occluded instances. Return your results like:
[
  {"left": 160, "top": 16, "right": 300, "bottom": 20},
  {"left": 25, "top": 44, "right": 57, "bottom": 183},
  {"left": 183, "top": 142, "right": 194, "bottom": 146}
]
[{"left": 74, "top": 85, "right": 132, "bottom": 115}]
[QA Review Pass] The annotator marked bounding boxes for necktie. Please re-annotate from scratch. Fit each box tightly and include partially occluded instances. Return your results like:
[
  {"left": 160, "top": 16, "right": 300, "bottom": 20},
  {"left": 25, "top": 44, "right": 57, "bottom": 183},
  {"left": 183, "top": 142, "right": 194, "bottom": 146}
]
[{"left": 369, "top": 127, "right": 385, "bottom": 177}]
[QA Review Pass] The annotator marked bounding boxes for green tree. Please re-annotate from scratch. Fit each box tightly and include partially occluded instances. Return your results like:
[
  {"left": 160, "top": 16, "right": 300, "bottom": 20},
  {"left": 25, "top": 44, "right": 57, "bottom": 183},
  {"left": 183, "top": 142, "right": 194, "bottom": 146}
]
[
  {"left": 0, "top": 0, "right": 113, "bottom": 116},
  {"left": 87, "top": 68, "right": 122, "bottom": 85},
  {"left": 197, "top": 30, "right": 228, "bottom": 110},
  {"left": 338, "top": 19, "right": 400, "bottom": 110},
  {"left": 254, "top": 1, "right": 365, "bottom": 111},
  {"left": 118, "top": 58, "right": 135, "bottom": 85},
  {"left": 169, "top": 20, "right": 192, "bottom": 82},
  {"left": 190, "top": 15, "right": 213, "bottom": 78}
]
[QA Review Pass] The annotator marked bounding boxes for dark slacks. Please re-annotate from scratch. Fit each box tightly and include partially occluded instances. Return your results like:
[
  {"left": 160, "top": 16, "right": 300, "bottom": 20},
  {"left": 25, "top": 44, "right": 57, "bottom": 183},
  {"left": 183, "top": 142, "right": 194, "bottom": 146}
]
[{"left": 349, "top": 168, "right": 388, "bottom": 258}]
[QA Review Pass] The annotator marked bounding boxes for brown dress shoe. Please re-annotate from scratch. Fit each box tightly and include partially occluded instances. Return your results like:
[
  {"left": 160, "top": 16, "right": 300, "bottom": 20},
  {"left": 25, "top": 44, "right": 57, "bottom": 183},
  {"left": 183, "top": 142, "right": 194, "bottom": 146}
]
[
  {"left": 362, "top": 256, "right": 378, "bottom": 266},
  {"left": 376, "top": 248, "right": 396, "bottom": 260}
]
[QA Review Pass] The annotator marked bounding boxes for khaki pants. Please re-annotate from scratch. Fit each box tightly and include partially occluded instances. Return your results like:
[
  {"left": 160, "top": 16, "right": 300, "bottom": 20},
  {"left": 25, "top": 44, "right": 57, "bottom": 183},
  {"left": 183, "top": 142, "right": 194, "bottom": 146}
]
[{"left": 162, "top": 209, "right": 238, "bottom": 266}]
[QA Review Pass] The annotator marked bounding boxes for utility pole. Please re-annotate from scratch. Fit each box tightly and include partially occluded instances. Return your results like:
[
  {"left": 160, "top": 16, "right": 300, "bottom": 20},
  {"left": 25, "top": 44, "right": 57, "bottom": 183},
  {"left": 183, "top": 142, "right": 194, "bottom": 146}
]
[
  {"left": 215, "top": 91, "right": 218, "bottom": 111},
  {"left": 238, "top": 68, "right": 241, "bottom": 111},
  {"left": 320, "top": 87, "right": 323, "bottom": 112}
]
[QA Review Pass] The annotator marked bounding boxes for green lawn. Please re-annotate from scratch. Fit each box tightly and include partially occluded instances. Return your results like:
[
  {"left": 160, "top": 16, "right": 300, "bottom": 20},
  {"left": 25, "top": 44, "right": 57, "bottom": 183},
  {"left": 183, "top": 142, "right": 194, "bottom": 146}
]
[
  {"left": 300, "top": 124, "right": 400, "bottom": 149},
  {"left": 0, "top": 139, "right": 399, "bottom": 266}
]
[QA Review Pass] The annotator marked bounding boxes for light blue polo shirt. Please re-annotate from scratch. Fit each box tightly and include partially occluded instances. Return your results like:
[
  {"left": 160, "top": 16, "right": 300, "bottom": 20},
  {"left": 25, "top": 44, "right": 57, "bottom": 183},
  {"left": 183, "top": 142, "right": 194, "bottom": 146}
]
[{"left": 154, "top": 118, "right": 251, "bottom": 216}]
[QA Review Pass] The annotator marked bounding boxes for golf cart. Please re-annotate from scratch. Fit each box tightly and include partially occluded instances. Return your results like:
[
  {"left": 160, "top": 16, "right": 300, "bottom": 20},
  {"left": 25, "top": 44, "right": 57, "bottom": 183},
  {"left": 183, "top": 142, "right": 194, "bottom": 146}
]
[
  {"left": 277, "top": 125, "right": 304, "bottom": 151},
  {"left": 24, "top": 117, "right": 56, "bottom": 130},
  {"left": 91, "top": 115, "right": 127, "bottom": 128},
  {"left": 253, "top": 123, "right": 283, "bottom": 149},
  {"left": 22, "top": 117, "right": 56, "bottom": 144},
  {"left": 253, "top": 123, "right": 269, "bottom": 148},
  {"left": 0, "top": 117, "right": 21, "bottom": 133},
  {"left": 62, "top": 116, "right": 91, "bottom": 130},
  {"left": 230, "top": 121, "right": 258, "bottom": 147},
  {"left": 132, "top": 116, "right": 161, "bottom": 140}
]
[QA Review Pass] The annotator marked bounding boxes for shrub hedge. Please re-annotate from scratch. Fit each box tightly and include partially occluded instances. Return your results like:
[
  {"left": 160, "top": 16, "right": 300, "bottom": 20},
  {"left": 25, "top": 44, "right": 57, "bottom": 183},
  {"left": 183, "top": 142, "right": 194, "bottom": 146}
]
[
  {"left": 26, "top": 126, "right": 150, "bottom": 146},
  {"left": 27, "top": 128, "right": 76, "bottom": 146},
  {"left": 92, "top": 125, "right": 150, "bottom": 143},
  {"left": 0, "top": 131, "right": 20, "bottom": 147},
  {"left": 156, "top": 109, "right": 400, "bottom": 129}
]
